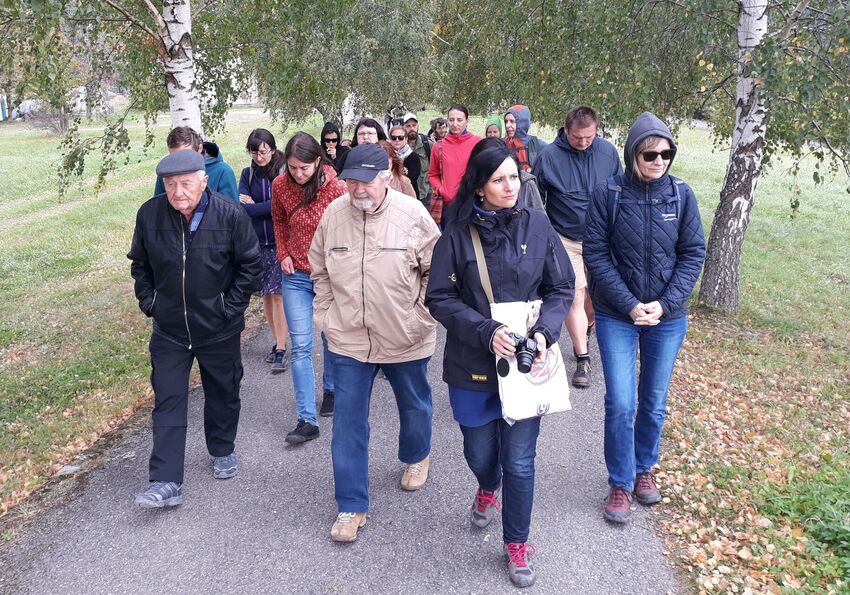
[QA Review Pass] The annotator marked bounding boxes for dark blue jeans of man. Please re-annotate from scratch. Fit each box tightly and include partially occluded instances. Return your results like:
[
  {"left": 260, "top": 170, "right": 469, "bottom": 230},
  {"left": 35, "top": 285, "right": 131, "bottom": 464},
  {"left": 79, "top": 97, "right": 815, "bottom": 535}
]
[
  {"left": 331, "top": 353, "right": 432, "bottom": 513},
  {"left": 596, "top": 312, "right": 688, "bottom": 492},
  {"left": 148, "top": 332, "right": 243, "bottom": 483},
  {"left": 460, "top": 417, "right": 541, "bottom": 543}
]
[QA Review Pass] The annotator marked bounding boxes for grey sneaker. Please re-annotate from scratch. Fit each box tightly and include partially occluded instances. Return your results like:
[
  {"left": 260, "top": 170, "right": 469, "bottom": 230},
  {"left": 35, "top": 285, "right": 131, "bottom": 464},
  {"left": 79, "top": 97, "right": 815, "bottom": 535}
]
[
  {"left": 471, "top": 487, "right": 500, "bottom": 528},
  {"left": 270, "top": 349, "right": 289, "bottom": 373},
  {"left": 134, "top": 481, "right": 183, "bottom": 508},
  {"left": 213, "top": 452, "right": 238, "bottom": 479},
  {"left": 572, "top": 359, "right": 591, "bottom": 388},
  {"left": 505, "top": 542, "right": 537, "bottom": 588}
]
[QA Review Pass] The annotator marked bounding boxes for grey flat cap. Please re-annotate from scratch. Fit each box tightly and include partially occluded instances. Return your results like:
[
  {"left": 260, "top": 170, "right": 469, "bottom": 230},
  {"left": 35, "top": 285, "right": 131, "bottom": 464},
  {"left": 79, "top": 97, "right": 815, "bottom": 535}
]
[{"left": 156, "top": 149, "right": 205, "bottom": 177}]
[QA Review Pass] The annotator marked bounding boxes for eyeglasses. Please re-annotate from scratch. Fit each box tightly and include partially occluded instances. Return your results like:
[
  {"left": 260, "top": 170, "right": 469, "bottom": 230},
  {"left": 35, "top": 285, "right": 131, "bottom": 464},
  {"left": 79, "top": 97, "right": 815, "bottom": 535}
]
[
  {"left": 356, "top": 130, "right": 378, "bottom": 138},
  {"left": 640, "top": 148, "right": 676, "bottom": 162},
  {"left": 323, "top": 137, "right": 338, "bottom": 144},
  {"left": 248, "top": 148, "right": 272, "bottom": 157},
  {"left": 390, "top": 135, "right": 406, "bottom": 141}
]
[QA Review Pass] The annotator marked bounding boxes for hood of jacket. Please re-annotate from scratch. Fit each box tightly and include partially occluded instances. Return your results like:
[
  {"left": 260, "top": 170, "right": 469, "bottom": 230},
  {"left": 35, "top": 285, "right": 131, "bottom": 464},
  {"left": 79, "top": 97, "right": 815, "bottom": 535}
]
[
  {"left": 444, "top": 130, "right": 476, "bottom": 146},
  {"left": 506, "top": 105, "right": 532, "bottom": 143},
  {"left": 203, "top": 141, "right": 224, "bottom": 166},
  {"left": 623, "top": 111, "right": 677, "bottom": 176}
]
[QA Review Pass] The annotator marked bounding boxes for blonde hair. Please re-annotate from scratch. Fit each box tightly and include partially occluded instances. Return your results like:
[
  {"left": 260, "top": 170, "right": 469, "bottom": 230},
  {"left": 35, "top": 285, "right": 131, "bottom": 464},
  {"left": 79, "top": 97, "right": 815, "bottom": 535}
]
[{"left": 632, "top": 135, "right": 668, "bottom": 180}]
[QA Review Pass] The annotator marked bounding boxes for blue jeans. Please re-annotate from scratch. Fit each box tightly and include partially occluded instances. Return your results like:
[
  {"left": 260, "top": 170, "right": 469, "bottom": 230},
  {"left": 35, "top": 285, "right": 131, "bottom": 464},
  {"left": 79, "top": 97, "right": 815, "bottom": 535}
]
[
  {"left": 282, "top": 271, "right": 335, "bottom": 425},
  {"left": 596, "top": 312, "right": 688, "bottom": 492},
  {"left": 460, "top": 417, "right": 541, "bottom": 543},
  {"left": 331, "top": 354, "right": 432, "bottom": 513}
]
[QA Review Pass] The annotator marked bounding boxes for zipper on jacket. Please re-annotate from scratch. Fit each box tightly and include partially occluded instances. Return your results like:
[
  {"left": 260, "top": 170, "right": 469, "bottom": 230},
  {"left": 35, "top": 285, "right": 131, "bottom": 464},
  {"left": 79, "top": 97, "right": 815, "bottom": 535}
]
[
  {"left": 644, "top": 186, "right": 651, "bottom": 299},
  {"left": 181, "top": 223, "right": 193, "bottom": 350},
  {"left": 361, "top": 212, "right": 372, "bottom": 360},
  {"left": 150, "top": 290, "right": 157, "bottom": 314}
]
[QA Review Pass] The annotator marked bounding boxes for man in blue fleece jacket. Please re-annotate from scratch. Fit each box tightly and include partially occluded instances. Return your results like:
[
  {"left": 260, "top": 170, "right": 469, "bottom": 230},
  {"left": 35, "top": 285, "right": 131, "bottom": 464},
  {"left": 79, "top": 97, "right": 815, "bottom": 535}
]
[
  {"left": 152, "top": 126, "right": 238, "bottom": 202},
  {"left": 532, "top": 106, "right": 622, "bottom": 389}
]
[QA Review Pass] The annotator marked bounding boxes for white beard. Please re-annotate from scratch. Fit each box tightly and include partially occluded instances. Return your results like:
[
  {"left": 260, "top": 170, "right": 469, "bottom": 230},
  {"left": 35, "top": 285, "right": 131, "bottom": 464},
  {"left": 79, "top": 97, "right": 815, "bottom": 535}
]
[{"left": 351, "top": 198, "right": 373, "bottom": 211}]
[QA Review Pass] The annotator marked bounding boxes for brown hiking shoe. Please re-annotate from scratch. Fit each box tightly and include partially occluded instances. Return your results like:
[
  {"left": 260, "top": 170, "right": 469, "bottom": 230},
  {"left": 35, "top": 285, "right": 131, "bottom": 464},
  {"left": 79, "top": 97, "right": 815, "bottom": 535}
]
[
  {"left": 603, "top": 487, "right": 633, "bottom": 524},
  {"left": 330, "top": 512, "right": 367, "bottom": 542},
  {"left": 572, "top": 359, "right": 591, "bottom": 388},
  {"left": 401, "top": 456, "right": 430, "bottom": 491},
  {"left": 634, "top": 472, "right": 661, "bottom": 505}
]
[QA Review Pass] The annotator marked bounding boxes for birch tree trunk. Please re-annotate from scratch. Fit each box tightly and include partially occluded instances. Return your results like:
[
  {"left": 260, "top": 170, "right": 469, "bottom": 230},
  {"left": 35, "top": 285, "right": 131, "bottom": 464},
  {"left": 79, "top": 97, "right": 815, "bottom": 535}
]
[
  {"left": 158, "top": 0, "right": 202, "bottom": 134},
  {"left": 698, "top": 0, "right": 769, "bottom": 311}
]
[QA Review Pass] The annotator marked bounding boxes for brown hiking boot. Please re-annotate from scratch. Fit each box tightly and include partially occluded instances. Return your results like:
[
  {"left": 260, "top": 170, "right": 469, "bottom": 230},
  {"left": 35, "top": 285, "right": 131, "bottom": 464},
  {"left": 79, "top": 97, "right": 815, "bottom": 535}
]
[
  {"left": 401, "top": 456, "right": 430, "bottom": 491},
  {"left": 634, "top": 472, "right": 661, "bottom": 505},
  {"left": 330, "top": 512, "right": 367, "bottom": 542},
  {"left": 572, "top": 359, "right": 591, "bottom": 388},
  {"left": 603, "top": 487, "right": 632, "bottom": 524}
]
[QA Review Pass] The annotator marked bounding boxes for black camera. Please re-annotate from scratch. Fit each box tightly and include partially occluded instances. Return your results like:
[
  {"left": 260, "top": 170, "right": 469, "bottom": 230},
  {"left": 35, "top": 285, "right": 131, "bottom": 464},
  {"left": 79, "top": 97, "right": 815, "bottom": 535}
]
[{"left": 505, "top": 331, "right": 539, "bottom": 374}]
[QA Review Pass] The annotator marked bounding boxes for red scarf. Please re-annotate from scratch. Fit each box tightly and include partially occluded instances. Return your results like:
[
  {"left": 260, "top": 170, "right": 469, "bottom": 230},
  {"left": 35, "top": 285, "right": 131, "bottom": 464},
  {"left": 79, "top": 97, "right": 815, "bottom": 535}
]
[{"left": 506, "top": 136, "right": 530, "bottom": 172}]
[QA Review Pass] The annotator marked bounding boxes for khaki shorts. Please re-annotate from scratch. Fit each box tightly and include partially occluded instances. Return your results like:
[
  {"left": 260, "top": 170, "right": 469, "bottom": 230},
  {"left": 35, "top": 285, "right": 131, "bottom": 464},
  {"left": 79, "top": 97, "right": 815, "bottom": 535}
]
[{"left": 559, "top": 235, "right": 587, "bottom": 289}]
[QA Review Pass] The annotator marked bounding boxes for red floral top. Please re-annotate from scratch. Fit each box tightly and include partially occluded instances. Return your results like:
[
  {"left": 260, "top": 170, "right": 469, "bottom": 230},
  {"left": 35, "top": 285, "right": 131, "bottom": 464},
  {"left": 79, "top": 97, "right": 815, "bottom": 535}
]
[{"left": 271, "top": 165, "right": 347, "bottom": 274}]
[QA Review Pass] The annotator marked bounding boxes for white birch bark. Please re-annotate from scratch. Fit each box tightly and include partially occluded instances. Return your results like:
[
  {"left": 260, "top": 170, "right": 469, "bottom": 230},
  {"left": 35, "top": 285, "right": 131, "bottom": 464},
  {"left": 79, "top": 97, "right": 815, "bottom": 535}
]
[
  {"left": 158, "top": 0, "right": 202, "bottom": 134},
  {"left": 698, "top": 0, "right": 769, "bottom": 311}
]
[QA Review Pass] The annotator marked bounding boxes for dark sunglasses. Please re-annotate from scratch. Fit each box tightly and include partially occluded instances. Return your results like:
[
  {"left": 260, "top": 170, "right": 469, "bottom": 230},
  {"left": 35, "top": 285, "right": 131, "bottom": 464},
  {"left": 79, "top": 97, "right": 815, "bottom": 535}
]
[
  {"left": 640, "top": 148, "right": 676, "bottom": 162},
  {"left": 323, "top": 137, "right": 339, "bottom": 143},
  {"left": 390, "top": 135, "right": 406, "bottom": 141}
]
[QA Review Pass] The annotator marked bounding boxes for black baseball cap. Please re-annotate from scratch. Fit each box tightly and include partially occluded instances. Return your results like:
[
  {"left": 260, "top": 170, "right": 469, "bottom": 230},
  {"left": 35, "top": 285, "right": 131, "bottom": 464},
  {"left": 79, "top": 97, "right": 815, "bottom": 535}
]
[{"left": 338, "top": 144, "right": 389, "bottom": 183}]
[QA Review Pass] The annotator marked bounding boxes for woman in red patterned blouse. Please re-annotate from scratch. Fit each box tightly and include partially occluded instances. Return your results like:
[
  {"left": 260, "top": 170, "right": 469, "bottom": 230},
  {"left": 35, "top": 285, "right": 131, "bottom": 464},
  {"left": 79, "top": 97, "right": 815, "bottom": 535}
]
[{"left": 271, "top": 132, "right": 347, "bottom": 444}]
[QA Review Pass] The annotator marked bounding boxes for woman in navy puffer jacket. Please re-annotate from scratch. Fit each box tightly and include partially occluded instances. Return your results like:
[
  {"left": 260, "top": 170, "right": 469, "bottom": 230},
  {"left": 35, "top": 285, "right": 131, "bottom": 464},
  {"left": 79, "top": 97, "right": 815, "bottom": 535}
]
[
  {"left": 238, "top": 128, "right": 289, "bottom": 371},
  {"left": 584, "top": 112, "right": 705, "bottom": 525}
]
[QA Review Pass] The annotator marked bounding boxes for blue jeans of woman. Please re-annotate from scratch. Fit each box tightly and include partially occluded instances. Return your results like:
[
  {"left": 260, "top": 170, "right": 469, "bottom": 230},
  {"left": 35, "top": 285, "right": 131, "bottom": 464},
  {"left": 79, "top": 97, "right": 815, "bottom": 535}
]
[
  {"left": 596, "top": 312, "right": 688, "bottom": 492},
  {"left": 460, "top": 417, "right": 541, "bottom": 543},
  {"left": 331, "top": 354, "right": 432, "bottom": 513},
  {"left": 281, "top": 270, "right": 334, "bottom": 425}
]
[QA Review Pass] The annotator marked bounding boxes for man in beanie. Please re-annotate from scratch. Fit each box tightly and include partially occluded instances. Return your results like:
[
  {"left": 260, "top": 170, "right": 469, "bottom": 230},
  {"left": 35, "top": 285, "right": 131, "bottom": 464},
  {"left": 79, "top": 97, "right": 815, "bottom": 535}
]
[
  {"left": 128, "top": 150, "right": 261, "bottom": 508},
  {"left": 308, "top": 143, "right": 441, "bottom": 542}
]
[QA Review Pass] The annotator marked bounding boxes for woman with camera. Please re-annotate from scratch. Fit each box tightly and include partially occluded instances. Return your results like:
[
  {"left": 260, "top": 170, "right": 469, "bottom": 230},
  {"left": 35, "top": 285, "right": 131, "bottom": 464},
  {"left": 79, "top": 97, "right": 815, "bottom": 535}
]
[
  {"left": 583, "top": 112, "right": 705, "bottom": 524},
  {"left": 425, "top": 143, "right": 573, "bottom": 588}
]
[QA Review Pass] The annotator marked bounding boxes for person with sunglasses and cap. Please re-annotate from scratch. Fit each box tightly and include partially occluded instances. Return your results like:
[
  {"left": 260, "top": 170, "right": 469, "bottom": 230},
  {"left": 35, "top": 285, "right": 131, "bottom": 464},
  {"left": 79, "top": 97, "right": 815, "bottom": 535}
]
[
  {"left": 583, "top": 111, "right": 705, "bottom": 525},
  {"left": 319, "top": 121, "right": 350, "bottom": 174},
  {"left": 309, "top": 143, "right": 440, "bottom": 543}
]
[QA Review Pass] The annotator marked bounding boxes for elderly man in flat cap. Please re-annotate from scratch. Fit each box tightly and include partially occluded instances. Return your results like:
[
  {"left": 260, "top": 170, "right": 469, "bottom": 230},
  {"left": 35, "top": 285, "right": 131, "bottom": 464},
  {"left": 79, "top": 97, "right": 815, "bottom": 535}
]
[
  {"left": 309, "top": 143, "right": 441, "bottom": 542},
  {"left": 128, "top": 149, "right": 262, "bottom": 508}
]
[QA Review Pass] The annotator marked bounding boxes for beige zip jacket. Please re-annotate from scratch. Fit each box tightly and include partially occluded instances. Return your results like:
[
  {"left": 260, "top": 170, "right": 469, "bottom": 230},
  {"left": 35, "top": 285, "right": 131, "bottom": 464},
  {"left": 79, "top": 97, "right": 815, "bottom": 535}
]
[{"left": 309, "top": 188, "right": 440, "bottom": 364}]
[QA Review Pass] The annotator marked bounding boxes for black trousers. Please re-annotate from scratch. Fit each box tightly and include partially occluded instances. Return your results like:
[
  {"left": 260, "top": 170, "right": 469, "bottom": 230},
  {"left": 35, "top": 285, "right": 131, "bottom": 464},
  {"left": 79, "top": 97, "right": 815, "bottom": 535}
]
[{"left": 148, "top": 332, "right": 243, "bottom": 483}]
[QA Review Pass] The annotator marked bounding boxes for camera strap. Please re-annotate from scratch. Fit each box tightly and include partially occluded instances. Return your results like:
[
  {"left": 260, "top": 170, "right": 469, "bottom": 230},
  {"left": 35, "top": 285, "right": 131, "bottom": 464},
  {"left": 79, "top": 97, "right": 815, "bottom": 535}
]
[{"left": 469, "top": 225, "right": 495, "bottom": 304}]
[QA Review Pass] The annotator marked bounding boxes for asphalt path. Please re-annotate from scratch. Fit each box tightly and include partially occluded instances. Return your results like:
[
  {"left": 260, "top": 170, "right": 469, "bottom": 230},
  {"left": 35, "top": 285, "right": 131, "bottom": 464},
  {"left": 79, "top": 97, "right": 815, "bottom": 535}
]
[{"left": 1, "top": 324, "right": 680, "bottom": 594}]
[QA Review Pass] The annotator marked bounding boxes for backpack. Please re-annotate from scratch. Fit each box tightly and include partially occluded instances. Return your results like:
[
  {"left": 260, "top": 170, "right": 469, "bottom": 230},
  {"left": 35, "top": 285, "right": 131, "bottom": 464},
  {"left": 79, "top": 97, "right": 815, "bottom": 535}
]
[
  {"left": 420, "top": 133, "right": 432, "bottom": 159},
  {"left": 606, "top": 175, "right": 684, "bottom": 228}
]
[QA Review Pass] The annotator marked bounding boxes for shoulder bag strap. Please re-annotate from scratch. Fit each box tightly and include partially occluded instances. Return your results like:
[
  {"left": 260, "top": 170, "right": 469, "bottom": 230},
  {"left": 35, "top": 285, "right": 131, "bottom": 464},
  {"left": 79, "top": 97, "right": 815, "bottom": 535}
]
[{"left": 469, "top": 224, "right": 495, "bottom": 304}]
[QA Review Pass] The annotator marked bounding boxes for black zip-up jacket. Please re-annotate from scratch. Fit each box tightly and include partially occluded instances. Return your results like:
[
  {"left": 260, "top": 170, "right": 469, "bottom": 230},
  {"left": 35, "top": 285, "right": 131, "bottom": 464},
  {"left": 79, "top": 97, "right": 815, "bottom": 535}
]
[
  {"left": 425, "top": 206, "right": 574, "bottom": 392},
  {"left": 128, "top": 190, "right": 262, "bottom": 348}
]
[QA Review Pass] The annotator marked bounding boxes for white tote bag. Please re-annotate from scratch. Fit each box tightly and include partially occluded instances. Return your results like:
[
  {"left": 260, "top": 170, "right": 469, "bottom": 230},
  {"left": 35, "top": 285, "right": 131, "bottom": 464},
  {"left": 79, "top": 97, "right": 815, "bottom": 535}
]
[{"left": 469, "top": 226, "right": 572, "bottom": 423}]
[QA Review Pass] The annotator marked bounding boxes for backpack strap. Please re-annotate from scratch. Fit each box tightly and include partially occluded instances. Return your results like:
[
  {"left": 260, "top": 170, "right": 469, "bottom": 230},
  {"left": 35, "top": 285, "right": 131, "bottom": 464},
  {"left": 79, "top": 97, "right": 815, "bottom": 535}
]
[
  {"left": 670, "top": 175, "right": 684, "bottom": 220},
  {"left": 421, "top": 133, "right": 432, "bottom": 159},
  {"left": 606, "top": 179, "right": 622, "bottom": 228},
  {"left": 248, "top": 165, "right": 254, "bottom": 190}
]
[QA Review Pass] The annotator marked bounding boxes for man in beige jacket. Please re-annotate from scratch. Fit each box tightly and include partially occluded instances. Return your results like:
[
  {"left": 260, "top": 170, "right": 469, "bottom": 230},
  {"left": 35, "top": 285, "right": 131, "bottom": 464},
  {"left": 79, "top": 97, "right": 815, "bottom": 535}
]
[{"left": 309, "top": 143, "right": 441, "bottom": 543}]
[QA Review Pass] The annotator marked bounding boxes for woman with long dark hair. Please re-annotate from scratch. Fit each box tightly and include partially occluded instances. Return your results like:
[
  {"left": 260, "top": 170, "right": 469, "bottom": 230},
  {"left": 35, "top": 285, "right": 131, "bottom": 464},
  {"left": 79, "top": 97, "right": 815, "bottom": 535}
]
[
  {"left": 271, "top": 132, "right": 347, "bottom": 443},
  {"left": 426, "top": 143, "right": 573, "bottom": 588},
  {"left": 427, "top": 104, "right": 481, "bottom": 228},
  {"left": 239, "top": 128, "right": 289, "bottom": 371},
  {"left": 583, "top": 112, "right": 705, "bottom": 524}
]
